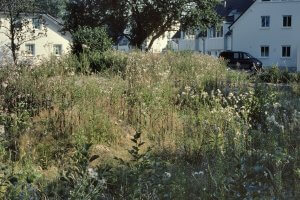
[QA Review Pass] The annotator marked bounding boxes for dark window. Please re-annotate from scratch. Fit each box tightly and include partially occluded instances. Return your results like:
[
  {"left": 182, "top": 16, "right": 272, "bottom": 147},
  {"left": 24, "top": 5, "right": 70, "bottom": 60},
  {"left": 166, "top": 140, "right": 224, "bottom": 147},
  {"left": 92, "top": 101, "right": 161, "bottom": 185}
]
[
  {"left": 261, "top": 46, "right": 269, "bottom": 57},
  {"left": 261, "top": 16, "right": 270, "bottom": 27},
  {"left": 233, "top": 53, "right": 239, "bottom": 59},
  {"left": 282, "top": 46, "right": 291, "bottom": 57},
  {"left": 283, "top": 15, "right": 292, "bottom": 27}
]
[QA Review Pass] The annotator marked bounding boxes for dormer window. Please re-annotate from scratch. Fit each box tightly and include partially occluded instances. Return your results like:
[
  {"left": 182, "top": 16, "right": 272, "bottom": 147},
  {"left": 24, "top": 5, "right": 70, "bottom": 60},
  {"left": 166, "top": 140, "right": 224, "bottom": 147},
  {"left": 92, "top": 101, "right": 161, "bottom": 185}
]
[
  {"left": 283, "top": 15, "right": 292, "bottom": 27},
  {"left": 32, "top": 18, "right": 42, "bottom": 29}
]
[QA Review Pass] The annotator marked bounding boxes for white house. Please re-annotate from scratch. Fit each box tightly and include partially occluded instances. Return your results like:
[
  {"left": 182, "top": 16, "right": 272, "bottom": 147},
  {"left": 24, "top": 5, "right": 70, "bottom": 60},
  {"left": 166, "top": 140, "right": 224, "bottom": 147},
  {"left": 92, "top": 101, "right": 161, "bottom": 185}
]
[
  {"left": 229, "top": 0, "right": 300, "bottom": 71},
  {"left": 175, "top": 0, "right": 255, "bottom": 55},
  {"left": 0, "top": 13, "right": 72, "bottom": 64},
  {"left": 116, "top": 28, "right": 178, "bottom": 53}
]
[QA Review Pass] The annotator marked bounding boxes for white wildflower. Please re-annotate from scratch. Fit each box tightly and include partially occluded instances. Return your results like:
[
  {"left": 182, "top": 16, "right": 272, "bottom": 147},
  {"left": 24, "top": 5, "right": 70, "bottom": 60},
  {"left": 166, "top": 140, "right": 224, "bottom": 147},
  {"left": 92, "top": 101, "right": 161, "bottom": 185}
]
[
  {"left": 99, "top": 178, "right": 107, "bottom": 185},
  {"left": 1, "top": 82, "right": 8, "bottom": 89},
  {"left": 185, "top": 86, "right": 191, "bottom": 92},
  {"left": 192, "top": 171, "right": 204, "bottom": 176},
  {"left": 164, "top": 172, "right": 171, "bottom": 179},
  {"left": 273, "top": 102, "right": 281, "bottom": 109},
  {"left": 87, "top": 168, "right": 98, "bottom": 179},
  {"left": 0, "top": 125, "right": 5, "bottom": 135}
]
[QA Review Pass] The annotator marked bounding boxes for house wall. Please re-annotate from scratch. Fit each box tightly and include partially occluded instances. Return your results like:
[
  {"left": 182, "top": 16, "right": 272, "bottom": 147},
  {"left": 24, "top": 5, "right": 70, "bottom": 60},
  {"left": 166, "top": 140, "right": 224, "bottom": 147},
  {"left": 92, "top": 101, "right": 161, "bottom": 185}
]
[
  {"left": 230, "top": 0, "right": 300, "bottom": 70},
  {"left": 178, "top": 39, "right": 196, "bottom": 51},
  {"left": 147, "top": 30, "right": 177, "bottom": 53},
  {"left": 178, "top": 22, "right": 231, "bottom": 56},
  {"left": 0, "top": 14, "right": 72, "bottom": 63},
  {"left": 116, "top": 30, "right": 177, "bottom": 53}
]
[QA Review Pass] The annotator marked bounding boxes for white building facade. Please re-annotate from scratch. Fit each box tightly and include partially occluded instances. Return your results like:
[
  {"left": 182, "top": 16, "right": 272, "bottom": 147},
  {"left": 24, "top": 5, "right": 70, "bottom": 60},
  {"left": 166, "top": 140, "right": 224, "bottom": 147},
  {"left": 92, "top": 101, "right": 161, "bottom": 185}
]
[
  {"left": 116, "top": 29, "right": 178, "bottom": 53},
  {"left": 0, "top": 14, "right": 72, "bottom": 64},
  {"left": 230, "top": 0, "right": 300, "bottom": 71},
  {"left": 176, "top": 0, "right": 254, "bottom": 56}
]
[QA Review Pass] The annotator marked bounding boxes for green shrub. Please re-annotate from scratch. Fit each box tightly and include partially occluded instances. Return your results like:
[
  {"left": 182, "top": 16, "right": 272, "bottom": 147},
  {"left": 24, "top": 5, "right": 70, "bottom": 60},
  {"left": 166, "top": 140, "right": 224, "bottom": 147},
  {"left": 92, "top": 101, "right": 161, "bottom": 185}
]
[
  {"left": 72, "top": 26, "right": 112, "bottom": 54},
  {"left": 257, "top": 66, "right": 300, "bottom": 84}
]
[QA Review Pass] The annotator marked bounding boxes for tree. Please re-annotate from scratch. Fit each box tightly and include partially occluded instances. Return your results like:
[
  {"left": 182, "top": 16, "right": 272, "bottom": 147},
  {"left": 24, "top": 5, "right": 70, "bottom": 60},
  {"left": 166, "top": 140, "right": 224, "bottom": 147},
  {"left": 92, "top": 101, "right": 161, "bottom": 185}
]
[
  {"left": 64, "top": 0, "right": 128, "bottom": 43},
  {"left": 34, "top": 0, "right": 67, "bottom": 18},
  {"left": 64, "top": 0, "right": 220, "bottom": 51},
  {"left": 0, "top": 0, "right": 47, "bottom": 64}
]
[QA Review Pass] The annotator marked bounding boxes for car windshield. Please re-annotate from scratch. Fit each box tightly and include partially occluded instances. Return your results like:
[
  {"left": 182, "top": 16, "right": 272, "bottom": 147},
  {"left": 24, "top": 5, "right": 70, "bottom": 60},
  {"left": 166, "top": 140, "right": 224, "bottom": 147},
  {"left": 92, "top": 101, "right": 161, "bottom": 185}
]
[{"left": 245, "top": 53, "right": 254, "bottom": 59}]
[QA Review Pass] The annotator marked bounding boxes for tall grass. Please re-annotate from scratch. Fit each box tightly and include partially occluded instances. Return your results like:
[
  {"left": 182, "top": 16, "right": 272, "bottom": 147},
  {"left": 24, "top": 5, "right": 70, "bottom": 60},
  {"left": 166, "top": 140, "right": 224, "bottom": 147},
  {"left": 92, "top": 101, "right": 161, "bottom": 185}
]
[{"left": 0, "top": 51, "right": 299, "bottom": 199}]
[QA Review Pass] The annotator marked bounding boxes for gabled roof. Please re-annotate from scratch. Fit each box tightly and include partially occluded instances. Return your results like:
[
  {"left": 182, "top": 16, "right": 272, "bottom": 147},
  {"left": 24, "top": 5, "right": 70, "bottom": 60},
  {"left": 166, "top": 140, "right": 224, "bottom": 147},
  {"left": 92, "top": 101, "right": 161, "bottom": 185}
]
[
  {"left": 215, "top": 0, "right": 255, "bottom": 22},
  {"left": 0, "top": 11, "right": 64, "bottom": 28},
  {"left": 172, "top": 31, "right": 181, "bottom": 39},
  {"left": 228, "top": 0, "right": 257, "bottom": 29}
]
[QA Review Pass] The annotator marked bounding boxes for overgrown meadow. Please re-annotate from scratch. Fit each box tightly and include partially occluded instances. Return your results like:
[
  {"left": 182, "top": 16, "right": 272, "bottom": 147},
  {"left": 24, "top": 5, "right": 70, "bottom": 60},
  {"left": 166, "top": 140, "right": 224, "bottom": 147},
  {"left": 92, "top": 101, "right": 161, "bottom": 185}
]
[{"left": 0, "top": 51, "right": 299, "bottom": 199}]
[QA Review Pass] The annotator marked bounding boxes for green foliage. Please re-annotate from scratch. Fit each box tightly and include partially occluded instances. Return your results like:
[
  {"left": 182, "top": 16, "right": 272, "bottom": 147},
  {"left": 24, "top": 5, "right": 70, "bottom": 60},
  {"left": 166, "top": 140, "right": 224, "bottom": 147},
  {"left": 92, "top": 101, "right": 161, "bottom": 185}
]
[
  {"left": 34, "top": 0, "right": 66, "bottom": 18},
  {"left": 0, "top": 52, "right": 299, "bottom": 199},
  {"left": 64, "top": 0, "right": 220, "bottom": 50},
  {"left": 72, "top": 26, "right": 113, "bottom": 54},
  {"left": 257, "top": 66, "right": 300, "bottom": 84}
]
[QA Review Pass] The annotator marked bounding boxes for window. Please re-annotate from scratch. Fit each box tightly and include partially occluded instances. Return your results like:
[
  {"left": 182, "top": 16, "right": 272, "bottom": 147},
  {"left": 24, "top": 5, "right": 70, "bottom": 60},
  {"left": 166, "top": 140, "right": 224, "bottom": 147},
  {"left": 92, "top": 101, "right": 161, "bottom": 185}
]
[
  {"left": 210, "top": 27, "right": 223, "bottom": 38},
  {"left": 261, "top": 16, "right": 270, "bottom": 28},
  {"left": 185, "top": 29, "right": 195, "bottom": 39},
  {"left": 233, "top": 53, "right": 239, "bottom": 59},
  {"left": 53, "top": 44, "right": 62, "bottom": 56},
  {"left": 32, "top": 18, "right": 42, "bottom": 29},
  {"left": 13, "top": 19, "right": 22, "bottom": 29},
  {"left": 283, "top": 15, "right": 292, "bottom": 27},
  {"left": 25, "top": 44, "right": 35, "bottom": 56},
  {"left": 282, "top": 46, "right": 291, "bottom": 57},
  {"left": 217, "top": 27, "right": 223, "bottom": 37},
  {"left": 261, "top": 46, "right": 269, "bottom": 57},
  {"left": 199, "top": 30, "right": 207, "bottom": 38}
]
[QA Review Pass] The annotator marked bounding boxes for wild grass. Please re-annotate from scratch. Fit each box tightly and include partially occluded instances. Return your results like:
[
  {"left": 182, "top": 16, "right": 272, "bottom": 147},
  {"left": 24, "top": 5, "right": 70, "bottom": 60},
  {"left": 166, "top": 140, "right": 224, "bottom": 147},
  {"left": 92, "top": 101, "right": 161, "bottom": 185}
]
[{"left": 0, "top": 51, "right": 299, "bottom": 199}]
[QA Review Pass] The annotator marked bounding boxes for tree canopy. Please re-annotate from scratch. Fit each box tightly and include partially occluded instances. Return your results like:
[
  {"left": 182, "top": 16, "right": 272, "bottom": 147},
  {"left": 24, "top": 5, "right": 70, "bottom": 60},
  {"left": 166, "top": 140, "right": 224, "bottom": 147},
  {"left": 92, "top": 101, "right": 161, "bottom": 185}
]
[
  {"left": 34, "top": 0, "right": 67, "bottom": 17},
  {"left": 64, "top": 0, "right": 220, "bottom": 50}
]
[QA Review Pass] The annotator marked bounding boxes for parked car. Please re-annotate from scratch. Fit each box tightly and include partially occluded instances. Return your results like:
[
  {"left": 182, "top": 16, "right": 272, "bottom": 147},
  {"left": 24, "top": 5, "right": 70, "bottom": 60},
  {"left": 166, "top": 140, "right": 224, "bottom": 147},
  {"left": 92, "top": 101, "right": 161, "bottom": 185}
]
[{"left": 219, "top": 51, "right": 263, "bottom": 71}]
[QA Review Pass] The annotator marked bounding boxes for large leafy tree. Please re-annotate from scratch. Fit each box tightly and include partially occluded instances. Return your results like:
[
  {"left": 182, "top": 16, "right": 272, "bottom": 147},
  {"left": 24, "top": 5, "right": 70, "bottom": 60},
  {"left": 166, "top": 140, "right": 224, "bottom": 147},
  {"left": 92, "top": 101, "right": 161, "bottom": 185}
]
[
  {"left": 64, "top": 0, "right": 220, "bottom": 51},
  {"left": 64, "top": 0, "right": 128, "bottom": 41},
  {"left": 0, "top": 0, "right": 47, "bottom": 64},
  {"left": 126, "top": 0, "right": 220, "bottom": 50},
  {"left": 34, "top": 0, "right": 67, "bottom": 18},
  {"left": 64, "top": 0, "right": 128, "bottom": 53}
]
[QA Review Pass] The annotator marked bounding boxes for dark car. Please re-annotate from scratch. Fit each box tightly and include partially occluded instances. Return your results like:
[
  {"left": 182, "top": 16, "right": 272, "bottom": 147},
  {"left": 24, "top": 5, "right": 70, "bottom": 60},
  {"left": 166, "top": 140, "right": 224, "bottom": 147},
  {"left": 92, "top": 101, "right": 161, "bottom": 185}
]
[{"left": 219, "top": 51, "right": 263, "bottom": 71}]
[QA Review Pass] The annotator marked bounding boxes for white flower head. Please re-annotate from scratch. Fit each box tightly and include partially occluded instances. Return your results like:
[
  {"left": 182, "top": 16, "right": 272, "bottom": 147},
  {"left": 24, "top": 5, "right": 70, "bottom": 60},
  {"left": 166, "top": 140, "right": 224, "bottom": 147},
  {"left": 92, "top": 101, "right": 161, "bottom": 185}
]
[
  {"left": 273, "top": 102, "right": 281, "bottom": 109},
  {"left": 192, "top": 171, "right": 204, "bottom": 176},
  {"left": 164, "top": 172, "right": 171, "bottom": 179},
  {"left": 87, "top": 168, "right": 98, "bottom": 179}
]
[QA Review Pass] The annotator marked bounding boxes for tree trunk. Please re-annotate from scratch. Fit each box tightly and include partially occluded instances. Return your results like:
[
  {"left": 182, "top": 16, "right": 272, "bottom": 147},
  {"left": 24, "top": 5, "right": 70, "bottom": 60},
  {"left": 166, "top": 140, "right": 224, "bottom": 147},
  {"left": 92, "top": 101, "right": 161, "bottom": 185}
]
[
  {"left": 147, "top": 34, "right": 161, "bottom": 52},
  {"left": 9, "top": 15, "right": 18, "bottom": 65},
  {"left": 146, "top": 30, "right": 166, "bottom": 52},
  {"left": 11, "top": 40, "right": 17, "bottom": 65}
]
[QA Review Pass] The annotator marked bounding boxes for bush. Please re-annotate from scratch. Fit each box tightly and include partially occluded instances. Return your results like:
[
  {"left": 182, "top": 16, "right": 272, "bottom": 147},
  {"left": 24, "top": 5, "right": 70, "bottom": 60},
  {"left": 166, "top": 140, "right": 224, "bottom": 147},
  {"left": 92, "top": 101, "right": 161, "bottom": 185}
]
[
  {"left": 72, "top": 26, "right": 113, "bottom": 54},
  {"left": 257, "top": 66, "right": 300, "bottom": 84},
  {"left": 86, "top": 50, "right": 128, "bottom": 74}
]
